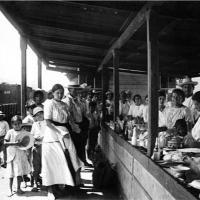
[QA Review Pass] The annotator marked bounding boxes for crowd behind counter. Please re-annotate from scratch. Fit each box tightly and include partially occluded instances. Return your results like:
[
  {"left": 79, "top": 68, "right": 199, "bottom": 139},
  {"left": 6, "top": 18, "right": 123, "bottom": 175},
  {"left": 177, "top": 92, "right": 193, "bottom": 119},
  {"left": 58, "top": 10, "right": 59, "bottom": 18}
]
[{"left": 102, "top": 77, "right": 200, "bottom": 200}]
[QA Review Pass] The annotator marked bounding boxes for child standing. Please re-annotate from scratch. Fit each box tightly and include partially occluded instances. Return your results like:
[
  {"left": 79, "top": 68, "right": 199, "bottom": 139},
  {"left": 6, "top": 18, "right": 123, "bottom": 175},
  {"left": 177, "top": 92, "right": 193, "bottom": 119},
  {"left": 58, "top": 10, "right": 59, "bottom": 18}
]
[
  {"left": 30, "top": 107, "right": 45, "bottom": 192},
  {"left": 4, "top": 115, "right": 31, "bottom": 196},
  {"left": 87, "top": 101, "right": 100, "bottom": 160}
]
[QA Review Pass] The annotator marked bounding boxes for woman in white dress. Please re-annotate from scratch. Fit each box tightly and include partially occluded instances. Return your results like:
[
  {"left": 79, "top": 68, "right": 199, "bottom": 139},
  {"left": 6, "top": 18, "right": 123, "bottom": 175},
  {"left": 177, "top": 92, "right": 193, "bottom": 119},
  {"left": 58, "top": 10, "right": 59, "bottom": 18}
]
[
  {"left": 128, "top": 94, "right": 144, "bottom": 119},
  {"left": 42, "top": 84, "right": 83, "bottom": 200}
]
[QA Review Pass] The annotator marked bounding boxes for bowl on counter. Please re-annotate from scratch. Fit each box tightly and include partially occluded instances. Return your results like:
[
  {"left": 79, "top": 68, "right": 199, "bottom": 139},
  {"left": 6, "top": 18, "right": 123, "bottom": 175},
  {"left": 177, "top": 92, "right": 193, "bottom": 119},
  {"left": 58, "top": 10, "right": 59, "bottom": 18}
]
[
  {"left": 170, "top": 165, "right": 190, "bottom": 173},
  {"left": 188, "top": 180, "right": 200, "bottom": 190}
]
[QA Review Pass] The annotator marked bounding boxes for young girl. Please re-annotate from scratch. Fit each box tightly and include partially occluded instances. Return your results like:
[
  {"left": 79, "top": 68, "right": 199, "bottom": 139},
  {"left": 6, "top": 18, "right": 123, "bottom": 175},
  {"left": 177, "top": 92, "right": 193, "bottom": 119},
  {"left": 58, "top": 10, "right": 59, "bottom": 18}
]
[
  {"left": 31, "top": 107, "right": 45, "bottom": 192},
  {"left": 4, "top": 115, "right": 31, "bottom": 196}
]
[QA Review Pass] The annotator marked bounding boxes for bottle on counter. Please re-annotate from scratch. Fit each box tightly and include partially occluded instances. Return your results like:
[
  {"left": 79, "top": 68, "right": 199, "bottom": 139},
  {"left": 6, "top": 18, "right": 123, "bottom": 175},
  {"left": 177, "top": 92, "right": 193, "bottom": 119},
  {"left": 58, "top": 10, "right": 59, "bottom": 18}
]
[
  {"left": 131, "top": 126, "right": 137, "bottom": 145},
  {"left": 151, "top": 137, "right": 161, "bottom": 161},
  {"left": 123, "top": 123, "right": 128, "bottom": 141}
]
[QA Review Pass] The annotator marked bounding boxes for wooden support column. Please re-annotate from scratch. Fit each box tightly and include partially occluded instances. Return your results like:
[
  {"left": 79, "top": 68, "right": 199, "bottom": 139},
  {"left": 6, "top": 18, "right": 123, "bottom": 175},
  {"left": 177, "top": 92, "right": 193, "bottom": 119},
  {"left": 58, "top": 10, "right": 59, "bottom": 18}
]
[
  {"left": 113, "top": 49, "right": 119, "bottom": 121},
  {"left": 77, "top": 68, "right": 80, "bottom": 84},
  {"left": 146, "top": 11, "right": 159, "bottom": 157},
  {"left": 20, "top": 35, "right": 27, "bottom": 117},
  {"left": 93, "top": 77, "right": 96, "bottom": 89},
  {"left": 38, "top": 57, "right": 42, "bottom": 89}
]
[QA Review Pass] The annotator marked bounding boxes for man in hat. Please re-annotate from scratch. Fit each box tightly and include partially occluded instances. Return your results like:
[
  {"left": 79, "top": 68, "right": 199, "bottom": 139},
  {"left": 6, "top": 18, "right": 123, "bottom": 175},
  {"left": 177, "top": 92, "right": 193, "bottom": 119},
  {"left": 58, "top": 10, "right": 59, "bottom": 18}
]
[
  {"left": 64, "top": 84, "right": 91, "bottom": 167},
  {"left": 0, "top": 111, "right": 9, "bottom": 167},
  {"left": 178, "top": 76, "right": 199, "bottom": 122}
]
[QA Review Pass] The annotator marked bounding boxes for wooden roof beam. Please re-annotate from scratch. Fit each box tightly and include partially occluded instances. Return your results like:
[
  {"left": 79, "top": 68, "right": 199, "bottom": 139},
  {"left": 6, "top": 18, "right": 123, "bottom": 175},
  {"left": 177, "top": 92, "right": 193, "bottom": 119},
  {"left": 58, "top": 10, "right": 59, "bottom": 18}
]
[
  {"left": 47, "top": 65, "right": 95, "bottom": 74},
  {"left": 43, "top": 51, "right": 101, "bottom": 63},
  {"left": 18, "top": 17, "right": 120, "bottom": 38},
  {"left": 34, "top": 40, "right": 104, "bottom": 55},
  {"left": 30, "top": 35, "right": 109, "bottom": 50},
  {"left": 47, "top": 58, "right": 97, "bottom": 69},
  {"left": 40, "top": 48, "right": 103, "bottom": 60},
  {"left": 47, "top": 66, "right": 79, "bottom": 74},
  {"left": 108, "top": 67, "right": 147, "bottom": 75},
  {"left": 65, "top": 1, "right": 139, "bottom": 14},
  {"left": 46, "top": 55, "right": 99, "bottom": 66},
  {"left": 97, "top": 2, "right": 154, "bottom": 72}
]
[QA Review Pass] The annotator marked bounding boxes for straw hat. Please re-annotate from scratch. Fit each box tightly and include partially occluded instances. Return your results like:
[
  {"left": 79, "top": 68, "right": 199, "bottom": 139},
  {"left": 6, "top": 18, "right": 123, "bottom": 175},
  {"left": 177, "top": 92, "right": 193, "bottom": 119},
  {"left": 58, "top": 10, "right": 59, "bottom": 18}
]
[
  {"left": 67, "top": 84, "right": 82, "bottom": 89},
  {"left": 106, "top": 90, "right": 113, "bottom": 95},
  {"left": 25, "top": 99, "right": 36, "bottom": 109},
  {"left": 33, "top": 107, "right": 43, "bottom": 116},
  {"left": 177, "top": 76, "right": 198, "bottom": 87},
  {"left": 15, "top": 132, "right": 34, "bottom": 150},
  {"left": 92, "top": 89, "right": 101, "bottom": 94},
  {"left": 80, "top": 83, "right": 92, "bottom": 91}
]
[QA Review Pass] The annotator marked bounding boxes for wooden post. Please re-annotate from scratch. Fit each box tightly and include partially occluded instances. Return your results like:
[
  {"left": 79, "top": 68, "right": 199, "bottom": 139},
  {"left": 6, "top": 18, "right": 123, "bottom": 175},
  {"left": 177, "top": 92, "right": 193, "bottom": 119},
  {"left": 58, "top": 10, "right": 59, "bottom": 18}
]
[
  {"left": 77, "top": 68, "right": 80, "bottom": 84},
  {"left": 38, "top": 57, "right": 42, "bottom": 89},
  {"left": 113, "top": 49, "right": 119, "bottom": 121},
  {"left": 146, "top": 10, "right": 159, "bottom": 157},
  {"left": 93, "top": 77, "right": 96, "bottom": 89},
  {"left": 20, "top": 35, "right": 27, "bottom": 117}
]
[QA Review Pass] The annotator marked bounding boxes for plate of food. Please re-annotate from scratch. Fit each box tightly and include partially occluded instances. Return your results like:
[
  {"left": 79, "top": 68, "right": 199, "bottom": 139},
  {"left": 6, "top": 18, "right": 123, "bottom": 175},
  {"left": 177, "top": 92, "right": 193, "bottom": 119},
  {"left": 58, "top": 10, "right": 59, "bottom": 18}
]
[
  {"left": 170, "top": 165, "right": 190, "bottom": 173},
  {"left": 177, "top": 148, "right": 200, "bottom": 154},
  {"left": 188, "top": 180, "right": 200, "bottom": 190}
]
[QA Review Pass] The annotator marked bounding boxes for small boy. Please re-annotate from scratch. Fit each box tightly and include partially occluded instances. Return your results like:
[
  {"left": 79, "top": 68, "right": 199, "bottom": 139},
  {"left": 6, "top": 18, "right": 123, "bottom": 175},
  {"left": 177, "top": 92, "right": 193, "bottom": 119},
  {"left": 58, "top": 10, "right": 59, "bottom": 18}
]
[
  {"left": 23, "top": 102, "right": 36, "bottom": 125},
  {"left": 30, "top": 107, "right": 46, "bottom": 191},
  {"left": 87, "top": 101, "right": 100, "bottom": 160},
  {"left": 0, "top": 111, "right": 9, "bottom": 167}
]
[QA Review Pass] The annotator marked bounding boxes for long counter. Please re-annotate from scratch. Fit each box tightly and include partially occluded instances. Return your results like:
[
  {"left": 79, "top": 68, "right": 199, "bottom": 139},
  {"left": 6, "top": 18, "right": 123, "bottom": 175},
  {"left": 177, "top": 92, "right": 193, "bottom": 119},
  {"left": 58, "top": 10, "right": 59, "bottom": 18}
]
[{"left": 100, "top": 125, "right": 199, "bottom": 200}]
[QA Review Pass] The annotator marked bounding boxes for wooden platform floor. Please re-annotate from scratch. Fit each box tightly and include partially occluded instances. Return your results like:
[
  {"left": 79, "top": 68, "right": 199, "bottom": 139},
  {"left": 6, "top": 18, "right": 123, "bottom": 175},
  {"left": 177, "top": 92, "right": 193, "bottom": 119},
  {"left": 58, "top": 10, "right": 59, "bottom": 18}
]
[{"left": 0, "top": 166, "right": 121, "bottom": 200}]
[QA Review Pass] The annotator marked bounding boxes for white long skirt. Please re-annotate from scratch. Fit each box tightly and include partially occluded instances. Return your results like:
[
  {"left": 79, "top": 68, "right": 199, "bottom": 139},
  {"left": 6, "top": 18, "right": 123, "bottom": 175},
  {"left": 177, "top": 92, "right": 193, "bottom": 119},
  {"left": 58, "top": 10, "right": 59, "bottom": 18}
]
[
  {"left": 53, "top": 125, "right": 84, "bottom": 172},
  {"left": 41, "top": 141, "right": 74, "bottom": 186},
  {"left": 63, "top": 136, "right": 84, "bottom": 172}
]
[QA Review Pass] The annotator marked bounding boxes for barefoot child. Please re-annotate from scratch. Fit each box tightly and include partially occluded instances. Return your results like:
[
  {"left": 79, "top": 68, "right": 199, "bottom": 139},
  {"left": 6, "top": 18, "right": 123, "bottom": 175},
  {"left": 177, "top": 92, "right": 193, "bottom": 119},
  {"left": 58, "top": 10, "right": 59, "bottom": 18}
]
[{"left": 4, "top": 115, "right": 31, "bottom": 196}]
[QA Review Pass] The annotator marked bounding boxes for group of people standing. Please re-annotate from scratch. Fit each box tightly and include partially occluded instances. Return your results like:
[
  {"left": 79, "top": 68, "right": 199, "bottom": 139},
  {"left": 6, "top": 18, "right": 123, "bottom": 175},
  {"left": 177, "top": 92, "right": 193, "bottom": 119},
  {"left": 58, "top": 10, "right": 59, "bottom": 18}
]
[
  {"left": 105, "top": 76, "right": 200, "bottom": 148},
  {"left": 0, "top": 83, "right": 101, "bottom": 199},
  {"left": 1, "top": 75, "right": 200, "bottom": 199}
]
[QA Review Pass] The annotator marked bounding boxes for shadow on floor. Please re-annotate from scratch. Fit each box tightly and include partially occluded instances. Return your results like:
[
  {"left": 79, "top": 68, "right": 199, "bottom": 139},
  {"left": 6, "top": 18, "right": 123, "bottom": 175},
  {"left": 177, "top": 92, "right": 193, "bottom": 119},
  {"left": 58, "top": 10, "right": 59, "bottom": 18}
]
[{"left": 57, "top": 185, "right": 120, "bottom": 200}]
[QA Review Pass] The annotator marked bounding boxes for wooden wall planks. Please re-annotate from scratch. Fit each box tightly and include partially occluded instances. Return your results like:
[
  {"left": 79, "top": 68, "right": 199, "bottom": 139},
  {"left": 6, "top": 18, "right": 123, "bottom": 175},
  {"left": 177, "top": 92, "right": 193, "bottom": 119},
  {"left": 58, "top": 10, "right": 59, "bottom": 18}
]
[
  {"left": 134, "top": 159, "right": 176, "bottom": 200},
  {"left": 132, "top": 176, "right": 152, "bottom": 200},
  {"left": 100, "top": 126, "right": 199, "bottom": 200}
]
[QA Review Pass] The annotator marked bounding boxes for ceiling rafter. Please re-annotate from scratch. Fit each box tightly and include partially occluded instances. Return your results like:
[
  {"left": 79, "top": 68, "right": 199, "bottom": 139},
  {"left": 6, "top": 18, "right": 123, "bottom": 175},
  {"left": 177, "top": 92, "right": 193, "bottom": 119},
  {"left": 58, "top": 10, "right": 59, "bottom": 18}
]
[{"left": 98, "top": 2, "right": 154, "bottom": 71}]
